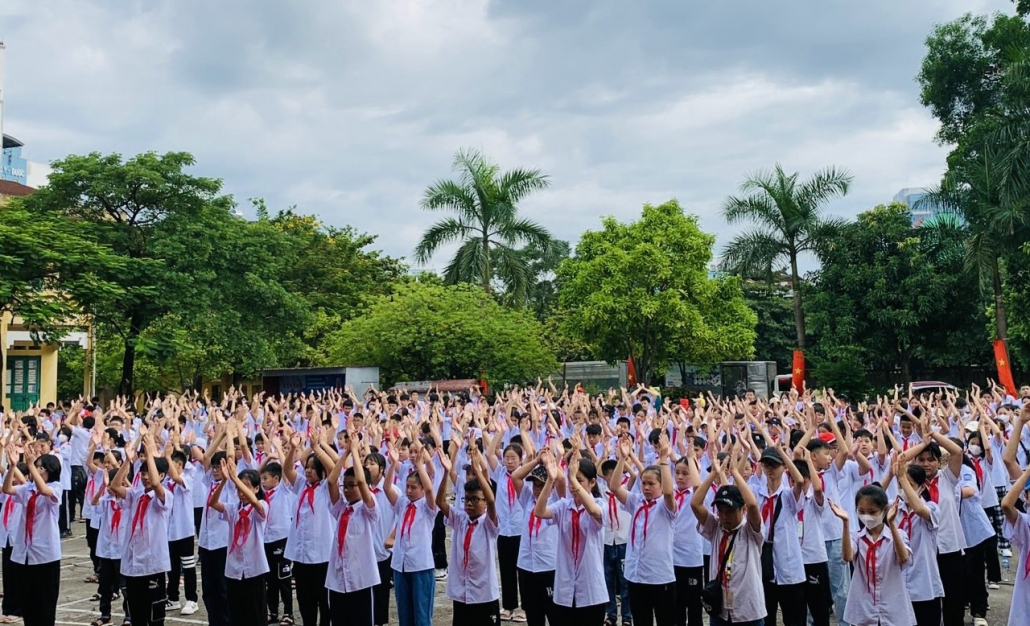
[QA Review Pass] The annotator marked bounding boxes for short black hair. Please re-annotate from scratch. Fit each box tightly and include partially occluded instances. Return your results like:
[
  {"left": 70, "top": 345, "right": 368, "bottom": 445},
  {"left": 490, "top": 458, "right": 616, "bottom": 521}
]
[{"left": 261, "top": 462, "right": 283, "bottom": 480}]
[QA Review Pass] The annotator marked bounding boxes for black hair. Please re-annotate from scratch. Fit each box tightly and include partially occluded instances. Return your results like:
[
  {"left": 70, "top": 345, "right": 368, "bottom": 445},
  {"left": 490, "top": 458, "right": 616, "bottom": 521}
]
[
  {"left": 342, "top": 466, "right": 372, "bottom": 484},
  {"left": 170, "top": 449, "right": 188, "bottom": 466},
  {"left": 464, "top": 478, "right": 484, "bottom": 495},
  {"left": 600, "top": 459, "right": 618, "bottom": 475},
  {"left": 585, "top": 424, "right": 602, "bottom": 437},
  {"left": 83, "top": 416, "right": 96, "bottom": 429},
  {"left": 855, "top": 484, "right": 889, "bottom": 527},
  {"left": 647, "top": 428, "right": 663, "bottom": 446},
  {"left": 306, "top": 454, "right": 327, "bottom": 480},
  {"left": 616, "top": 417, "right": 631, "bottom": 427},
  {"left": 36, "top": 454, "right": 62, "bottom": 482},
  {"left": 105, "top": 428, "right": 126, "bottom": 449},
  {"left": 152, "top": 457, "right": 170, "bottom": 476},
  {"left": 237, "top": 469, "right": 264, "bottom": 501},
  {"left": 905, "top": 464, "right": 932, "bottom": 502},
  {"left": 853, "top": 429, "right": 874, "bottom": 441},
  {"left": 364, "top": 452, "right": 386, "bottom": 472},
  {"left": 573, "top": 458, "right": 602, "bottom": 497},
  {"left": 211, "top": 450, "right": 228, "bottom": 467},
  {"left": 260, "top": 461, "right": 283, "bottom": 480}
]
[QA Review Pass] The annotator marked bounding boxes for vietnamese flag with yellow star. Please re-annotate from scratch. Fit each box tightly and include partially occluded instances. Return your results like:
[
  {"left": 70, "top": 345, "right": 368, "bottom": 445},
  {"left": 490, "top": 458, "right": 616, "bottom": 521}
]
[
  {"left": 792, "top": 350, "right": 805, "bottom": 392},
  {"left": 994, "top": 340, "right": 1018, "bottom": 397}
]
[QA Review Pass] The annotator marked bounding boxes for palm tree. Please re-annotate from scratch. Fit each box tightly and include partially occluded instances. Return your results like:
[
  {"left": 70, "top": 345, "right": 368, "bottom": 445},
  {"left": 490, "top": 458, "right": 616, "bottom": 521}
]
[
  {"left": 720, "top": 164, "right": 853, "bottom": 350},
  {"left": 414, "top": 149, "right": 555, "bottom": 304}
]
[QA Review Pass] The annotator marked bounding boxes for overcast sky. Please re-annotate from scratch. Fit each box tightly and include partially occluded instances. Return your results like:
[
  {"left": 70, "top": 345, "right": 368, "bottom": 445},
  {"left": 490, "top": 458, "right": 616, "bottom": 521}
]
[{"left": 0, "top": 0, "right": 1015, "bottom": 270}]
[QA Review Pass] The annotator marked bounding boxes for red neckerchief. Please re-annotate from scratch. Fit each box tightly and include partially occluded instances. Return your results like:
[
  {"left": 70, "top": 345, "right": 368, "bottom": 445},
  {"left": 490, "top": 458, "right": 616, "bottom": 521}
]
[
  {"left": 926, "top": 475, "right": 939, "bottom": 503},
  {"left": 230, "top": 504, "right": 253, "bottom": 554},
  {"left": 717, "top": 529, "right": 734, "bottom": 589},
  {"left": 131, "top": 492, "right": 153, "bottom": 537},
  {"left": 761, "top": 494, "right": 777, "bottom": 539},
  {"left": 971, "top": 457, "right": 984, "bottom": 487},
  {"left": 86, "top": 475, "right": 96, "bottom": 500},
  {"left": 336, "top": 505, "right": 353, "bottom": 557},
  {"left": 506, "top": 474, "right": 517, "bottom": 507},
  {"left": 167, "top": 479, "right": 176, "bottom": 493},
  {"left": 296, "top": 483, "right": 316, "bottom": 526},
  {"left": 570, "top": 507, "right": 584, "bottom": 564},
  {"left": 206, "top": 481, "right": 221, "bottom": 515},
  {"left": 24, "top": 491, "right": 40, "bottom": 542},
  {"left": 903, "top": 436, "right": 911, "bottom": 451},
  {"left": 675, "top": 488, "right": 690, "bottom": 510},
  {"left": 528, "top": 511, "right": 543, "bottom": 537},
  {"left": 797, "top": 509, "right": 805, "bottom": 544},
  {"left": 265, "top": 488, "right": 275, "bottom": 523},
  {"left": 401, "top": 502, "right": 417, "bottom": 539},
  {"left": 631, "top": 499, "right": 656, "bottom": 547},
  {"left": 860, "top": 534, "right": 886, "bottom": 601},
  {"left": 2, "top": 497, "right": 14, "bottom": 530},
  {"left": 899, "top": 509, "right": 915, "bottom": 540},
  {"left": 110, "top": 501, "right": 123, "bottom": 539},
  {"left": 1024, "top": 538, "right": 1030, "bottom": 580},
  {"left": 463, "top": 519, "right": 478, "bottom": 569},
  {"left": 606, "top": 492, "right": 620, "bottom": 529}
]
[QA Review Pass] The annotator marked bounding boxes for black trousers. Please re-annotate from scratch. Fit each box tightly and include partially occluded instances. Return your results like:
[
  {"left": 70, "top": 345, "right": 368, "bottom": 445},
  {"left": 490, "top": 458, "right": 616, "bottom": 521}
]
[
  {"left": 193, "top": 507, "right": 202, "bottom": 536},
  {"left": 86, "top": 523, "right": 100, "bottom": 573},
  {"left": 264, "top": 538, "right": 294, "bottom": 619},
  {"left": 453, "top": 599, "right": 500, "bottom": 626},
  {"left": 554, "top": 602, "right": 606, "bottom": 623},
  {"left": 937, "top": 550, "right": 964, "bottom": 626},
  {"left": 673, "top": 565, "right": 703, "bottom": 626},
  {"left": 329, "top": 587, "right": 374, "bottom": 626},
  {"left": 124, "top": 572, "right": 166, "bottom": 626},
  {"left": 71, "top": 465, "right": 86, "bottom": 518},
  {"left": 59, "top": 489, "right": 70, "bottom": 533},
  {"left": 373, "top": 558, "right": 393, "bottom": 625},
  {"left": 517, "top": 568, "right": 557, "bottom": 626},
  {"left": 982, "top": 532, "right": 1001, "bottom": 584},
  {"left": 20, "top": 559, "right": 60, "bottom": 626},
  {"left": 199, "top": 546, "right": 231, "bottom": 626},
  {"left": 912, "top": 598, "right": 943, "bottom": 626},
  {"left": 963, "top": 538, "right": 990, "bottom": 618},
  {"left": 497, "top": 535, "right": 521, "bottom": 611},
  {"left": 763, "top": 580, "right": 806, "bottom": 626},
  {"left": 802, "top": 562, "right": 831, "bottom": 626},
  {"left": 628, "top": 581, "right": 676, "bottom": 626},
  {"left": 433, "top": 510, "right": 448, "bottom": 570},
  {"left": 2, "top": 543, "right": 22, "bottom": 617},
  {"left": 294, "top": 561, "right": 330, "bottom": 626},
  {"left": 227, "top": 575, "right": 266, "bottom": 626},
  {"left": 167, "top": 536, "right": 198, "bottom": 603},
  {"left": 98, "top": 557, "right": 128, "bottom": 620}
]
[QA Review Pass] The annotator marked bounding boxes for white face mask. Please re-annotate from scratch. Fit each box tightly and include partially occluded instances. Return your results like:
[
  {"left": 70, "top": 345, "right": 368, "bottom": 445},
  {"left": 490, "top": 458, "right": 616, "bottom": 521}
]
[
  {"left": 968, "top": 444, "right": 983, "bottom": 457},
  {"left": 858, "top": 513, "right": 884, "bottom": 529},
  {"left": 57, "top": 434, "right": 68, "bottom": 444}
]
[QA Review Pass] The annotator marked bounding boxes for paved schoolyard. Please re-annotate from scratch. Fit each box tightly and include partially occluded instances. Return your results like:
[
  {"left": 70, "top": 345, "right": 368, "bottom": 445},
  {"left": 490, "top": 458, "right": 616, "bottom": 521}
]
[{"left": 32, "top": 526, "right": 1014, "bottom": 625}]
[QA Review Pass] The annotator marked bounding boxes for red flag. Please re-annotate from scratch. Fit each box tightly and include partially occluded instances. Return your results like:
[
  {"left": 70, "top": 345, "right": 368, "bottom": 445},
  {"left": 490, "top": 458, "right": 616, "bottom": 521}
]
[
  {"left": 627, "top": 357, "right": 638, "bottom": 387},
  {"left": 792, "top": 350, "right": 805, "bottom": 392},
  {"left": 994, "top": 339, "right": 1018, "bottom": 397}
]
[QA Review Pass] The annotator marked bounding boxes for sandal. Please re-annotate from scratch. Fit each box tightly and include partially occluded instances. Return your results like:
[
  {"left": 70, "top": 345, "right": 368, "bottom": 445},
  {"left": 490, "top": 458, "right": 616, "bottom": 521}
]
[
  {"left": 90, "top": 593, "right": 102, "bottom": 601},
  {"left": 91, "top": 618, "right": 112, "bottom": 626},
  {"left": 511, "top": 610, "right": 527, "bottom": 623},
  {"left": 500, "top": 610, "right": 513, "bottom": 621},
  {"left": 84, "top": 574, "right": 99, "bottom": 583},
  {"left": 279, "top": 617, "right": 295, "bottom": 626}
]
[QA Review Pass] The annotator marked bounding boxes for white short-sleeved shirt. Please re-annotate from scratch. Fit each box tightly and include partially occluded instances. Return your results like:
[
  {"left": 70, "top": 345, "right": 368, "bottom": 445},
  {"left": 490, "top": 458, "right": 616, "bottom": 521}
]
[
  {"left": 492, "top": 466, "right": 526, "bottom": 537},
  {"left": 11, "top": 481, "right": 62, "bottom": 565},
  {"left": 370, "top": 483, "right": 395, "bottom": 563},
  {"left": 843, "top": 526, "right": 916, "bottom": 626},
  {"left": 327, "top": 498, "right": 380, "bottom": 593},
  {"left": 799, "top": 486, "right": 828, "bottom": 565},
  {"left": 899, "top": 501, "right": 944, "bottom": 602},
  {"left": 166, "top": 467, "right": 195, "bottom": 542},
  {"left": 623, "top": 491, "right": 676, "bottom": 584},
  {"left": 756, "top": 482, "right": 806, "bottom": 585},
  {"left": 671, "top": 488, "right": 703, "bottom": 568},
  {"left": 222, "top": 502, "right": 269, "bottom": 580},
  {"left": 700, "top": 515, "right": 766, "bottom": 623},
  {"left": 390, "top": 496, "right": 436, "bottom": 573},
  {"left": 445, "top": 509, "right": 500, "bottom": 604},
  {"left": 958, "top": 464, "right": 996, "bottom": 548},
  {"left": 599, "top": 481, "right": 631, "bottom": 546},
  {"left": 285, "top": 477, "right": 332, "bottom": 564},
  {"left": 96, "top": 493, "right": 129, "bottom": 560},
  {"left": 548, "top": 497, "right": 609, "bottom": 608},
  {"left": 927, "top": 465, "right": 966, "bottom": 555},
  {"left": 198, "top": 474, "right": 237, "bottom": 550},
  {"left": 0, "top": 494, "right": 21, "bottom": 548},
  {"left": 84, "top": 467, "right": 104, "bottom": 523},
  {"left": 1002, "top": 510, "right": 1030, "bottom": 626},
  {"left": 262, "top": 485, "right": 294, "bottom": 544},
  {"left": 516, "top": 488, "right": 558, "bottom": 573},
  {"left": 120, "top": 485, "right": 171, "bottom": 577},
  {"left": 817, "top": 467, "right": 844, "bottom": 542}
]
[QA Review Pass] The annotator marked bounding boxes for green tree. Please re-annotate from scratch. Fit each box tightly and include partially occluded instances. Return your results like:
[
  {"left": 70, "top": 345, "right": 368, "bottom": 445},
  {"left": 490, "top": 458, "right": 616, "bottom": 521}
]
[
  {"left": 501, "top": 239, "right": 571, "bottom": 319},
  {"left": 19, "top": 152, "right": 231, "bottom": 395},
  {"left": 719, "top": 164, "right": 852, "bottom": 351},
  {"left": 742, "top": 280, "right": 797, "bottom": 370},
  {"left": 808, "top": 203, "right": 987, "bottom": 384},
  {"left": 321, "top": 282, "right": 557, "bottom": 386},
  {"left": 414, "top": 149, "right": 556, "bottom": 303},
  {"left": 557, "top": 200, "right": 756, "bottom": 385}
]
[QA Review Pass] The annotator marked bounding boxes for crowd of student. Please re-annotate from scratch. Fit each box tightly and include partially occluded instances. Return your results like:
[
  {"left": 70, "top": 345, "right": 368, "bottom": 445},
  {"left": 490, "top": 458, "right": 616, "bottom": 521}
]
[{"left": 0, "top": 380, "right": 1029, "bottom": 626}]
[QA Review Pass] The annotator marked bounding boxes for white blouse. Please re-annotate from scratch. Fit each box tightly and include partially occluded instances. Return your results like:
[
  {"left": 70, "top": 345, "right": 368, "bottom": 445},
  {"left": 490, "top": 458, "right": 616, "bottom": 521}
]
[
  {"left": 547, "top": 497, "right": 609, "bottom": 608},
  {"left": 326, "top": 499, "right": 380, "bottom": 593},
  {"left": 222, "top": 501, "right": 269, "bottom": 580}
]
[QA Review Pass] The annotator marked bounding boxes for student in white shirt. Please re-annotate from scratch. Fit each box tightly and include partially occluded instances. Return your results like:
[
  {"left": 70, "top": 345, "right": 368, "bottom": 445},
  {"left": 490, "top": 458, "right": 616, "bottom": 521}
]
[
  {"left": 283, "top": 433, "right": 333, "bottom": 626},
  {"left": 209, "top": 458, "right": 269, "bottom": 626},
  {"left": 516, "top": 462, "right": 562, "bottom": 626},
  {"left": 755, "top": 446, "right": 807, "bottom": 626},
  {"left": 198, "top": 448, "right": 235, "bottom": 626},
  {"left": 1000, "top": 461, "right": 1030, "bottom": 626},
  {"left": 486, "top": 439, "right": 527, "bottom": 622},
  {"left": 3, "top": 446, "right": 63, "bottom": 626},
  {"left": 165, "top": 446, "right": 199, "bottom": 615},
  {"left": 893, "top": 460, "right": 944, "bottom": 626},
  {"left": 670, "top": 455, "right": 704, "bottom": 626},
  {"left": 599, "top": 457, "right": 633, "bottom": 626},
  {"left": 438, "top": 443, "right": 502, "bottom": 625},
  {"left": 326, "top": 433, "right": 380, "bottom": 626},
  {"left": 690, "top": 447, "right": 767, "bottom": 626},
  {"left": 839, "top": 484, "right": 916, "bottom": 626},
  {"left": 362, "top": 450, "right": 394, "bottom": 626},
  {"left": 384, "top": 440, "right": 438, "bottom": 626},
  {"left": 260, "top": 461, "right": 295, "bottom": 625},
  {"left": 92, "top": 466, "right": 129, "bottom": 626},
  {"left": 110, "top": 433, "right": 171, "bottom": 626},
  {"left": 533, "top": 449, "right": 609, "bottom": 624},
  {"left": 794, "top": 446, "right": 831, "bottom": 626},
  {"left": 0, "top": 463, "right": 25, "bottom": 622},
  {"left": 609, "top": 434, "right": 677, "bottom": 626}
]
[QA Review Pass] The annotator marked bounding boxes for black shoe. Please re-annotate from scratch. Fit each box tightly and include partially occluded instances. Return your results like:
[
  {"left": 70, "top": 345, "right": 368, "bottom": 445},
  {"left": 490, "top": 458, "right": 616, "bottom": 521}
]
[{"left": 60, "top": 531, "right": 73, "bottom": 539}]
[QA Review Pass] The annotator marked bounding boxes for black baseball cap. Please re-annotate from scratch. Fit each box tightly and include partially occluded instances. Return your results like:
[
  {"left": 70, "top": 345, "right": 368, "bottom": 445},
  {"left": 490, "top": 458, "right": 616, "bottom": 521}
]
[
  {"left": 759, "top": 447, "right": 785, "bottom": 466},
  {"left": 527, "top": 466, "right": 548, "bottom": 484},
  {"left": 713, "top": 485, "right": 745, "bottom": 509}
]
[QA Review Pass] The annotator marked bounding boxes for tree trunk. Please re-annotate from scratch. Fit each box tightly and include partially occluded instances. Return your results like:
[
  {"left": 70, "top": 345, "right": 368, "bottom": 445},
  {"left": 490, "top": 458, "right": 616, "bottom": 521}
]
[
  {"left": 118, "top": 309, "right": 144, "bottom": 396},
  {"left": 899, "top": 353, "right": 912, "bottom": 385},
  {"left": 993, "top": 256, "right": 1008, "bottom": 340},
  {"left": 481, "top": 231, "right": 492, "bottom": 292},
  {"left": 790, "top": 253, "right": 806, "bottom": 350}
]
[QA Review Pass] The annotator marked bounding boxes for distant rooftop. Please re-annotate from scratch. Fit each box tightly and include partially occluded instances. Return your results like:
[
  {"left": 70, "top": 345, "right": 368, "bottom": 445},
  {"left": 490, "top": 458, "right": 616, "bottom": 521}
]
[
  {"left": 2, "top": 135, "right": 24, "bottom": 150},
  {"left": 0, "top": 179, "right": 35, "bottom": 197}
]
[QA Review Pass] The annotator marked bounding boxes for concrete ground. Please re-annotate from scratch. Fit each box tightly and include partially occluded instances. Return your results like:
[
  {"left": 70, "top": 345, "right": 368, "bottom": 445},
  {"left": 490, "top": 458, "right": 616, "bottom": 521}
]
[{"left": 20, "top": 527, "right": 1014, "bottom": 625}]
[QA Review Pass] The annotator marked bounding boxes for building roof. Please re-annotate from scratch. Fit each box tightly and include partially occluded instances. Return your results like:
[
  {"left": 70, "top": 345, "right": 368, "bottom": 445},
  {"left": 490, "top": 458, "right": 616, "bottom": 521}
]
[
  {"left": 0, "top": 179, "right": 35, "bottom": 197},
  {"left": 2, "top": 134, "right": 24, "bottom": 149}
]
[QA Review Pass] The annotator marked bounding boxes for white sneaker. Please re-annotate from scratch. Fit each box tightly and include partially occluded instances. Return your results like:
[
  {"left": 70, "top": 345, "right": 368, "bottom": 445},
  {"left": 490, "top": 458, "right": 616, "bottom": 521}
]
[
  {"left": 973, "top": 618, "right": 988, "bottom": 626},
  {"left": 435, "top": 568, "right": 447, "bottom": 581},
  {"left": 165, "top": 599, "right": 180, "bottom": 611},
  {"left": 989, "top": 582, "right": 1000, "bottom": 590},
  {"left": 180, "top": 601, "right": 199, "bottom": 615},
  {"left": 1002, "top": 548, "right": 1013, "bottom": 558}
]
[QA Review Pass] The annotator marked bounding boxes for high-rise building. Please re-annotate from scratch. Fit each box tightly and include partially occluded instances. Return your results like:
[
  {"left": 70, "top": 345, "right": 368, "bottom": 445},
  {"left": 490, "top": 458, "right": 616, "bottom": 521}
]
[{"left": 893, "top": 187, "right": 949, "bottom": 227}]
